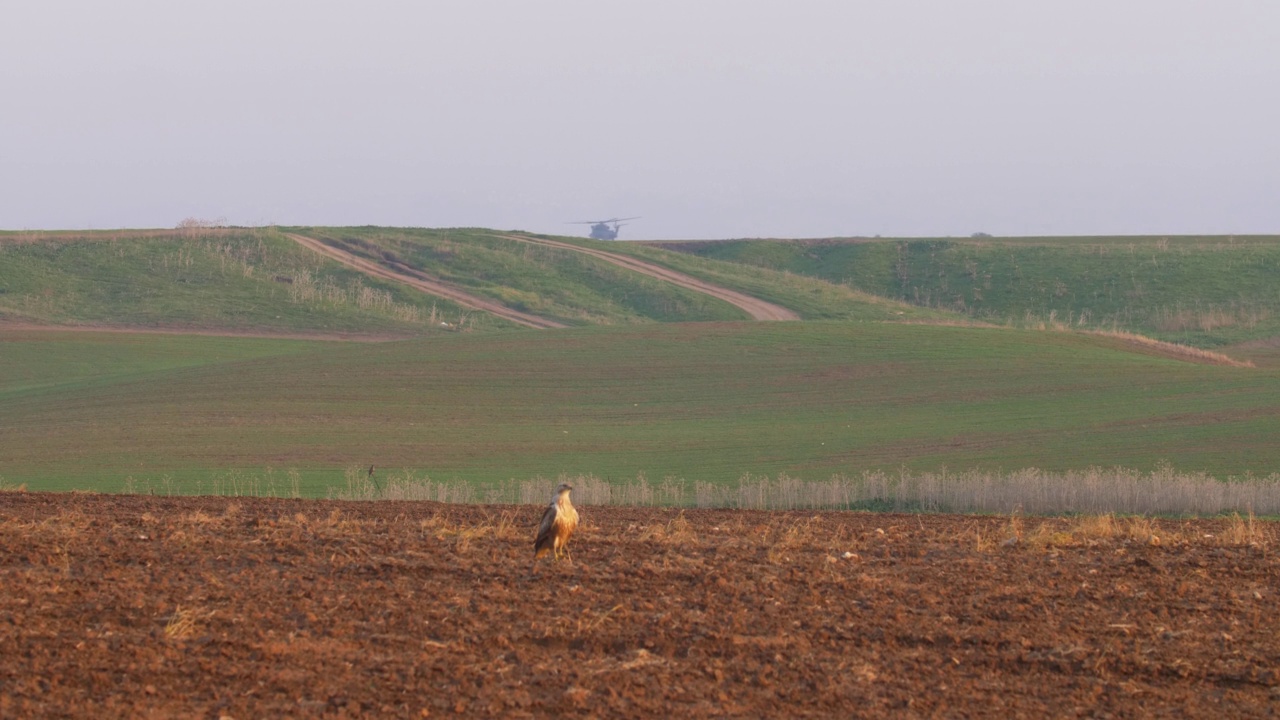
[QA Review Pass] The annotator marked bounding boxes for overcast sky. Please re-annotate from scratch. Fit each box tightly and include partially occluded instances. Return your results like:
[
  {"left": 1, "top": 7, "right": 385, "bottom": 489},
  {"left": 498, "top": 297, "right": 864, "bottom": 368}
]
[{"left": 3, "top": 1, "right": 1277, "bottom": 238}]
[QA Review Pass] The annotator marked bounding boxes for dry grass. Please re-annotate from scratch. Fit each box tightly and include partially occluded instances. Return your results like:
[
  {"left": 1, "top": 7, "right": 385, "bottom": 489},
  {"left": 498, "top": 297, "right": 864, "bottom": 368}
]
[
  {"left": 636, "top": 511, "right": 698, "bottom": 543},
  {"left": 1072, "top": 513, "right": 1119, "bottom": 538},
  {"left": 183, "top": 510, "right": 220, "bottom": 526},
  {"left": 328, "top": 466, "right": 1280, "bottom": 518},
  {"left": 1121, "top": 515, "right": 1163, "bottom": 545},
  {"left": 418, "top": 510, "right": 525, "bottom": 552},
  {"left": 1016, "top": 513, "right": 1198, "bottom": 549},
  {"left": 972, "top": 524, "right": 997, "bottom": 553},
  {"left": 1220, "top": 509, "right": 1267, "bottom": 547},
  {"left": 1084, "top": 329, "right": 1255, "bottom": 367},
  {"left": 1151, "top": 305, "right": 1271, "bottom": 334},
  {"left": 163, "top": 606, "right": 209, "bottom": 640}
]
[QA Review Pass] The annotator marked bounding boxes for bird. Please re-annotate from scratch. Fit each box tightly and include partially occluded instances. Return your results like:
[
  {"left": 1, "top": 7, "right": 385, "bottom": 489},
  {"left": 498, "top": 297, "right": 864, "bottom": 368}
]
[{"left": 532, "top": 482, "right": 579, "bottom": 572}]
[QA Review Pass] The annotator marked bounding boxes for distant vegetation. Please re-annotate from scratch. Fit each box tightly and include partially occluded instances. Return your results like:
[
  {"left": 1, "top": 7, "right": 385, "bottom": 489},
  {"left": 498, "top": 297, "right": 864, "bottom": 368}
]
[
  {"left": 328, "top": 466, "right": 1280, "bottom": 517},
  {"left": 652, "top": 235, "right": 1280, "bottom": 347}
]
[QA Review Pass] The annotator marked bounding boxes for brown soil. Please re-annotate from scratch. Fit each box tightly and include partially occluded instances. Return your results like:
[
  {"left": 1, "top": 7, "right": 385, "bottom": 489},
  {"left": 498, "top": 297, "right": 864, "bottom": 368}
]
[
  {"left": 495, "top": 235, "right": 801, "bottom": 322},
  {"left": 2, "top": 493, "right": 1276, "bottom": 718}
]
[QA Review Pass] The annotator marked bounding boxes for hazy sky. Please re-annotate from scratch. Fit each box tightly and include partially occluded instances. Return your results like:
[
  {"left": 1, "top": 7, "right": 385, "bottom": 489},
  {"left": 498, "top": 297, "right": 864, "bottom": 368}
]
[{"left": 3, "top": 1, "right": 1277, "bottom": 238}]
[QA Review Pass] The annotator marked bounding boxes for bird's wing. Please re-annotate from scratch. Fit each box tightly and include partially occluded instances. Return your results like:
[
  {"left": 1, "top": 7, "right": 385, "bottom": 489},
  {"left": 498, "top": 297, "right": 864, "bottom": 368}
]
[{"left": 534, "top": 504, "right": 558, "bottom": 552}]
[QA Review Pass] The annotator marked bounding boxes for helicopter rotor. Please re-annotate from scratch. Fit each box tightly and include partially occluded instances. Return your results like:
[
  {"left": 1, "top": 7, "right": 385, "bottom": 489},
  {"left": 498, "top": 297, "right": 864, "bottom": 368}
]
[{"left": 567, "top": 216, "right": 640, "bottom": 225}]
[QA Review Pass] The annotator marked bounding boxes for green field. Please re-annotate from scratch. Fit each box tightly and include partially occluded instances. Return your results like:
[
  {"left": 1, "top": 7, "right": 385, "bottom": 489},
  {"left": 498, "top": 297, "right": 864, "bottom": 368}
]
[
  {"left": 4, "top": 322, "right": 1277, "bottom": 497},
  {"left": 651, "top": 235, "right": 1280, "bottom": 347}
]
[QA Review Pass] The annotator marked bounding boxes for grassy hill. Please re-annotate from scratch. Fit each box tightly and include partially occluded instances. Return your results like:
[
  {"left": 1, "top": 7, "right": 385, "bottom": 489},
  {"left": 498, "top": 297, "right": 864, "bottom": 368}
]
[
  {"left": 652, "top": 235, "right": 1280, "bottom": 348},
  {"left": 0, "top": 228, "right": 489, "bottom": 335},
  {"left": 296, "top": 227, "right": 958, "bottom": 325},
  {"left": 0, "top": 227, "right": 966, "bottom": 333},
  {"left": 4, "top": 322, "right": 1276, "bottom": 496},
  {"left": 296, "top": 227, "right": 747, "bottom": 325}
]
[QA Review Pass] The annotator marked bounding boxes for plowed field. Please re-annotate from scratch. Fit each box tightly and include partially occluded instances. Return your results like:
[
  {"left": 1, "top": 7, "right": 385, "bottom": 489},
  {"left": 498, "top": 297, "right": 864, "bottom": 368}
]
[{"left": 2, "top": 493, "right": 1277, "bottom": 718}]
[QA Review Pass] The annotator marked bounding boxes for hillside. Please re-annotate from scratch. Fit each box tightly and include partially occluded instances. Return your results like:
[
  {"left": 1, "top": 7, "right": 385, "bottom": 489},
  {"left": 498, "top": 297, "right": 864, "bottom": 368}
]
[
  {"left": 0, "top": 227, "right": 963, "bottom": 335},
  {"left": 0, "top": 228, "right": 488, "bottom": 336},
  {"left": 651, "top": 235, "right": 1280, "bottom": 348},
  {"left": 293, "top": 227, "right": 954, "bottom": 325}
]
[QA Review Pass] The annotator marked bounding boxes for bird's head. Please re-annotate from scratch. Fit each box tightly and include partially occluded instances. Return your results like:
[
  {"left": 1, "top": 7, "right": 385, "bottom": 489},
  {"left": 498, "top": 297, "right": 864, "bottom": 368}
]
[{"left": 555, "top": 482, "right": 574, "bottom": 496}]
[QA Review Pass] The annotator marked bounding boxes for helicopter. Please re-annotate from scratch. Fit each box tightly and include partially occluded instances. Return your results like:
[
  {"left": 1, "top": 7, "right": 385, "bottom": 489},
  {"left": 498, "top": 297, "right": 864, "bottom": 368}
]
[{"left": 567, "top": 216, "right": 640, "bottom": 240}]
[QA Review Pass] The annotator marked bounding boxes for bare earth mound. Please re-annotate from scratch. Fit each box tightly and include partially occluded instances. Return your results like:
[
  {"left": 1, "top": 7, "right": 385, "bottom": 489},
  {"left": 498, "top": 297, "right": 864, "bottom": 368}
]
[{"left": 1, "top": 493, "right": 1276, "bottom": 718}]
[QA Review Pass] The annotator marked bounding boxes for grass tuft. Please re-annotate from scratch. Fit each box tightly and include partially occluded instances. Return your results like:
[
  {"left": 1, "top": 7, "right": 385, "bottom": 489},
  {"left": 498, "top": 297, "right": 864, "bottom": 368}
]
[
  {"left": 163, "top": 606, "right": 208, "bottom": 640},
  {"left": 1220, "top": 509, "right": 1267, "bottom": 547}
]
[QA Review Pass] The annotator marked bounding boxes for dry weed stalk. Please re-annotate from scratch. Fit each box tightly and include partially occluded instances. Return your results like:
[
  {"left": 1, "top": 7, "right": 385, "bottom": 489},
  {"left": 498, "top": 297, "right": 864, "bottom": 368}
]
[
  {"left": 1072, "top": 513, "right": 1119, "bottom": 539},
  {"left": 764, "top": 516, "right": 825, "bottom": 562},
  {"left": 1220, "top": 509, "right": 1266, "bottom": 547},
  {"left": 635, "top": 511, "right": 698, "bottom": 543},
  {"left": 1122, "top": 516, "right": 1163, "bottom": 545},
  {"left": 491, "top": 510, "right": 521, "bottom": 540},
  {"left": 972, "top": 524, "right": 996, "bottom": 553},
  {"left": 1005, "top": 508, "right": 1025, "bottom": 542},
  {"left": 164, "top": 606, "right": 208, "bottom": 639},
  {"left": 1023, "top": 522, "right": 1073, "bottom": 549},
  {"left": 419, "top": 513, "right": 512, "bottom": 552},
  {"left": 183, "top": 511, "right": 220, "bottom": 526},
  {"left": 577, "top": 604, "right": 625, "bottom": 636},
  {"left": 1015, "top": 514, "right": 1180, "bottom": 549},
  {"left": 664, "top": 511, "right": 696, "bottom": 542},
  {"left": 349, "top": 467, "right": 1280, "bottom": 517},
  {"left": 49, "top": 542, "right": 73, "bottom": 576}
]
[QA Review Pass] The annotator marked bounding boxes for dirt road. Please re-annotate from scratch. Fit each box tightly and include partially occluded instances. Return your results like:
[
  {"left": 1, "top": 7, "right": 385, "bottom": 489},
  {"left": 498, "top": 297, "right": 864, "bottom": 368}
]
[
  {"left": 496, "top": 234, "right": 800, "bottom": 322},
  {"left": 285, "top": 234, "right": 567, "bottom": 330},
  {"left": 3, "top": 492, "right": 1275, "bottom": 718}
]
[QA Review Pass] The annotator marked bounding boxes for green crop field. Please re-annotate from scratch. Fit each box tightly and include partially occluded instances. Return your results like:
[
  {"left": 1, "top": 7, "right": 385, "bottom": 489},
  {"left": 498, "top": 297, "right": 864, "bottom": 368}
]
[
  {"left": 651, "top": 235, "right": 1280, "bottom": 348},
  {"left": 4, "top": 322, "right": 1277, "bottom": 497}
]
